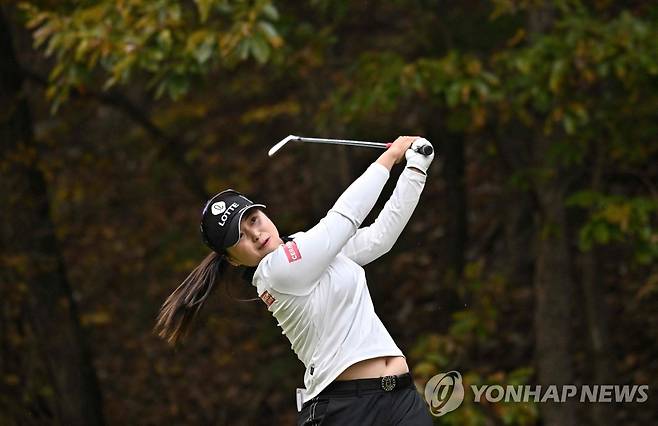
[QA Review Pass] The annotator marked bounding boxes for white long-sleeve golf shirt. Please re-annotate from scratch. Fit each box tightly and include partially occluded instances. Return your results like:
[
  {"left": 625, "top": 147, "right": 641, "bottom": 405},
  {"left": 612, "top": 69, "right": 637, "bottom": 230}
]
[{"left": 252, "top": 162, "right": 427, "bottom": 408}]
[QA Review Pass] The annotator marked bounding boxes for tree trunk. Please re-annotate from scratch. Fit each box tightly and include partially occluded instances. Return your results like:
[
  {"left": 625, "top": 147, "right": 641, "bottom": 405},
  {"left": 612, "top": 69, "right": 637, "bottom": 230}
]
[
  {"left": 0, "top": 9, "right": 104, "bottom": 425},
  {"left": 442, "top": 132, "right": 467, "bottom": 277},
  {"left": 581, "top": 148, "right": 615, "bottom": 426},
  {"left": 525, "top": 4, "right": 575, "bottom": 424},
  {"left": 503, "top": 189, "right": 534, "bottom": 285},
  {"left": 427, "top": 124, "right": 467, "bottom": 278},
  {"left": 533, "top": 184, "right": 575, "bottom": 426}
]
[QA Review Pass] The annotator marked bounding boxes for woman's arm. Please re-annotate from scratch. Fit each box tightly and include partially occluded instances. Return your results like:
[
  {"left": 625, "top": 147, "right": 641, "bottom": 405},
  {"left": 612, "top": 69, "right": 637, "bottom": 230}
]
[
  {"left": 257, "top": 137, "right": 417, "bottom": 295},
  {"left": 341, "top": 138, "right": 434, "bottom": 265},
  {"left": 339, "top": 167, "right": 425, "bottom": 265}
]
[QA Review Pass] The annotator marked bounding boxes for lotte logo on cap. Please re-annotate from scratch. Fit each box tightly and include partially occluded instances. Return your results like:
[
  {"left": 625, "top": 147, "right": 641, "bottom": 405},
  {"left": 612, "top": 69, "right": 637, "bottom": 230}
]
[{"left": 211, "top": 201, "right": 227, "bottom": 215}]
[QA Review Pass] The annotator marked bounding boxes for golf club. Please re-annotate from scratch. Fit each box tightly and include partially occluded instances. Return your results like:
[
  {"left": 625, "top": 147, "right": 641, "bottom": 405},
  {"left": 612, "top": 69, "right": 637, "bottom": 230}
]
[{"left": 268, "top": 135, "right": 433, "bottom": 157}]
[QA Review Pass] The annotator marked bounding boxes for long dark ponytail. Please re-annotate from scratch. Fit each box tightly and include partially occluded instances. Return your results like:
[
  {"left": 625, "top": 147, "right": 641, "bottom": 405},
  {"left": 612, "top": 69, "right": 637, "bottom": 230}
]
[{"left": 154, "top": 251, "right": 227, "bottom": 345}]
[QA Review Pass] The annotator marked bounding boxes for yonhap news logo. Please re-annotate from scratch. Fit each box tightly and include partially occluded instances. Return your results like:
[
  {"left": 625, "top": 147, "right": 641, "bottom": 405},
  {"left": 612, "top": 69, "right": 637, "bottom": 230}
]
[
  {"left": 424, "top": 370, "right": 650, "bottom": 417},
  {"left": 424, "top": 371, "right": 464, "bottom": 417},
  {"left": 469, "top": 383, "right": 650, "bottom": 404}
]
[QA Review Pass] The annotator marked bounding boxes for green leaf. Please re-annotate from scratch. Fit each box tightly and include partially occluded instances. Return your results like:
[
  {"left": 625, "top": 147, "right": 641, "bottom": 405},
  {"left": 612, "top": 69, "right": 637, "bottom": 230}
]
[
  {"left": 593, "top": 222, "right": 610, "bottom": 244},
  {"left": 446, "top": 82, "right": 462, "bottom": 107},
  {"left": 235, "top": 39, "right": 250, "bottom": 60},
  {"left": 193, "top": 34, "right": 215, "bottom": 64},
  {"left": 566, "top": 191, "right": 599, "bottom": 208},
  {"left": 549, "top": 59, "right": 566, "bottom": 93},
  {"left": 249, "top": 36, "right": 270, "bottom": 64},
  {"left": 262, "top": 3, "right": 279, "bottom": 20},
  {"left": 258, "top": 21, "right": 278, "bottom": 39},
  {"left": 563, "top": 114, "right": 575, "bottom": 134},
  {"left": 194, "top": 0, "right": 212, "bottom": 22}
]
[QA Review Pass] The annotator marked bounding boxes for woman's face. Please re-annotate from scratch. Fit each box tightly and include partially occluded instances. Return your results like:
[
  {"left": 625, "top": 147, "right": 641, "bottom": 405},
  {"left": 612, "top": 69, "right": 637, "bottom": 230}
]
[{"left": 225, "top": 208, "right": 282, "bottom": 267}]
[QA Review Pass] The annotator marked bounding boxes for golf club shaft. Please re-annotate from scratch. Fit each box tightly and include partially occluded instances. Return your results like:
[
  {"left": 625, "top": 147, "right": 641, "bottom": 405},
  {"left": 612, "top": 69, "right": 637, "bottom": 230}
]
[
  {"left": 293, "top": 136, "right": 386, "bottom": 149},
  {"left": 294, "top": 137, "right": 433, "bottom": 155}
]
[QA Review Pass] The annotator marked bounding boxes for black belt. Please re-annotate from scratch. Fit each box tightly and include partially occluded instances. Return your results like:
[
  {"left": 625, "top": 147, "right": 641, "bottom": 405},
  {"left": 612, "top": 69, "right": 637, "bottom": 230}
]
[{"left": 318, "top": 372, "right": 414, "bottom": 397}]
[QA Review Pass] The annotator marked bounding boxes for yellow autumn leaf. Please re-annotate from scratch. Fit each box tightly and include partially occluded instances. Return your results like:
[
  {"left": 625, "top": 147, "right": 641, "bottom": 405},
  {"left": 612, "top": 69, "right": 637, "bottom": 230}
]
[{"left": 601, "top": 203, "right": 631, "bottom": 231}]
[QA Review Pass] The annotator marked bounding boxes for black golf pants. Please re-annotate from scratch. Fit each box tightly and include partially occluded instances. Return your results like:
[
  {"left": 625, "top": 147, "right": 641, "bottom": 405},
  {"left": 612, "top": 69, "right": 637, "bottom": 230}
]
[{"left": 297, "top": 372, "right": 433, "bottom": 426}]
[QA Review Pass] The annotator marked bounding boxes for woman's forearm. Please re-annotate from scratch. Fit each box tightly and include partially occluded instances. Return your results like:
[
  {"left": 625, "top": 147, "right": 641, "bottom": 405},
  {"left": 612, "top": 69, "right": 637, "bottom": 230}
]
[
  {"left": 375, "top": 150, "right": 397, "bottom": 171},
  {"left": 339, "top": 166, "right": 426, "bottom": 265}
]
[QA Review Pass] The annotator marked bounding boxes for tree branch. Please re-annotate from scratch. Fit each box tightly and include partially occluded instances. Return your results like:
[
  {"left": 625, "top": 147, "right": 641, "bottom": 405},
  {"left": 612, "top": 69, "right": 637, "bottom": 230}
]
[{"left": 21, "top": 69, "right": 210, "bottom": 201}]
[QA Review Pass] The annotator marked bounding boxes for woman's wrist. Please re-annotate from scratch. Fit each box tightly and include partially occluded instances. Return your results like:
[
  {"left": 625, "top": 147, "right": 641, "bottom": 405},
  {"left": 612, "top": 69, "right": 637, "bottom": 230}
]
[{"left": 375, "top": 151, "right": 396, "bottom": 171}]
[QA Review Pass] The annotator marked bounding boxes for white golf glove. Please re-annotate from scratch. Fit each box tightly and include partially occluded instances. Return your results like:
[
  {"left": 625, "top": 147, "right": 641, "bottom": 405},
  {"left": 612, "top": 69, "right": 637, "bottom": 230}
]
[{"left": 405, "top": 138, "right": 435, "bottom": 174}]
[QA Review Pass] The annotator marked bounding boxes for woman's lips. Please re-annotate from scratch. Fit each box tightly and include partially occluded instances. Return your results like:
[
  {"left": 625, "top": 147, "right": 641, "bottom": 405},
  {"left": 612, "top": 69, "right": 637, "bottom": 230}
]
[{"left": 260, "top": 237, "right": 270, "bottom": 249}]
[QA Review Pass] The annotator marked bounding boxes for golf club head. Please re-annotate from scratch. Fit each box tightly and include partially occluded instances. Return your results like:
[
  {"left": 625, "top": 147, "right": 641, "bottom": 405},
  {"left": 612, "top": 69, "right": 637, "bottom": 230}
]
[{"left": 268, "top": 135, "right": 298, "bottom": 157}]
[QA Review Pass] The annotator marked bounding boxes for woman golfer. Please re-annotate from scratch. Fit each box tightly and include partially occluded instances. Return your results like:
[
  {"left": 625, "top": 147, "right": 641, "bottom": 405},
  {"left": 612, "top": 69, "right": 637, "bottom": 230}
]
[{"left": 155, "top": 135, "right": 434, "bottom": 425}]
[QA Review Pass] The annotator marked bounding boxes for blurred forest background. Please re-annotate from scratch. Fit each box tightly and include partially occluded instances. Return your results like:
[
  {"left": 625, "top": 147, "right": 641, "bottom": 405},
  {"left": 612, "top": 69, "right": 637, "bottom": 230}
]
[{"left": 1, "top": 0, "right": 657, "bottom": 425}]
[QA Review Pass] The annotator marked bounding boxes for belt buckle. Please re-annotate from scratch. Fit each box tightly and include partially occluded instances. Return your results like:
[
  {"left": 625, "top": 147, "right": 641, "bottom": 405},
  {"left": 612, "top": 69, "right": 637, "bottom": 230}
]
[{"left": 381, "top": 375, "right": 397, "bottom": 391}]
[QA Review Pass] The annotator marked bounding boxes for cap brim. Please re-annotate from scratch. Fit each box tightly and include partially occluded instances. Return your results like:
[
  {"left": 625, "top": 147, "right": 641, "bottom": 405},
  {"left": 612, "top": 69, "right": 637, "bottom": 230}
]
[{"left": 223, "top": 204, "right": 267, "bottom": 248}]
